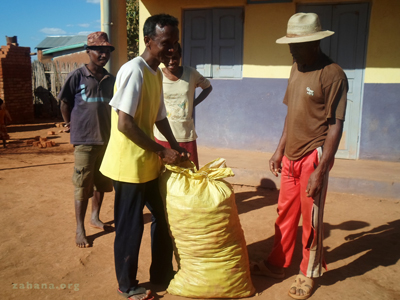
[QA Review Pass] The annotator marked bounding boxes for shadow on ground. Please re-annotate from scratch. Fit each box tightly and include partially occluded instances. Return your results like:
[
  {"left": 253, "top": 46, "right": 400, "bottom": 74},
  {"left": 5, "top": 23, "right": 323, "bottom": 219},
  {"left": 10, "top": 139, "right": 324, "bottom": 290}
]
[
  {"left": 8, "top": 120, "right": 63, "bottom": 133},
  {"left": 86, "top": 220, "right": 115, "bottom": 247},
  {"left": 321, "top": 219, "right": 400, "bottom": 286},
  {"left": 247, "top": 218, "right": 400, "bottom": 294},
  {"left": 235, "top": 179, "right": 279, "bottom": 215}
]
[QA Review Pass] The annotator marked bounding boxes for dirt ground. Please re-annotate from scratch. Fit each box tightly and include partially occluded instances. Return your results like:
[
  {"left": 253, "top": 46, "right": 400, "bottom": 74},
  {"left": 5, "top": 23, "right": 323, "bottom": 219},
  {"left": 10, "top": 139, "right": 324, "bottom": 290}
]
[{"left": 0, "top": 122, "right": 399, "bottom": 300}]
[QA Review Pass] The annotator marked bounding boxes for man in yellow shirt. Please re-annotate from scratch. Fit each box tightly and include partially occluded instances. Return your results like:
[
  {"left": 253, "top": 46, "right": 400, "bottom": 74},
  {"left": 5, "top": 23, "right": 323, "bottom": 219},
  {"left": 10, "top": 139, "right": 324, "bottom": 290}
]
[{"left": 100, "top": 14, "right": 188, "bottom": 300}]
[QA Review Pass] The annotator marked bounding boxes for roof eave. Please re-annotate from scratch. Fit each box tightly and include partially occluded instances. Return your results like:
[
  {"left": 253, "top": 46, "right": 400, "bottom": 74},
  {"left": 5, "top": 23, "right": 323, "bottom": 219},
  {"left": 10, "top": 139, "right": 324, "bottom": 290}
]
[{"left": 42, "top": 43, "right": 86, "bottom": 55}]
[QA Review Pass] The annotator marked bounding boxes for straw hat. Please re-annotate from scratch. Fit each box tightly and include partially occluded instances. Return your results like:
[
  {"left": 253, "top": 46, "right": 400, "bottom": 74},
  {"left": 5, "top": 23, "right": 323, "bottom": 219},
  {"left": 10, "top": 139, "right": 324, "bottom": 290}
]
[
  {"left": 276, "top": 13, "right": 334, "bottom": 44},
  {"left": 86, "top": 31, "right": 115, "bottom": 51}
]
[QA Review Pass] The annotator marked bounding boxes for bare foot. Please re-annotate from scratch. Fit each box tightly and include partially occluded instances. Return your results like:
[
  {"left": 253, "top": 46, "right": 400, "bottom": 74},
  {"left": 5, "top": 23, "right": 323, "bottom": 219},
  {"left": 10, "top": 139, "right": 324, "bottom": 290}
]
[
  {"left": 90, "top": 218, "right": 105, "bottom": 230},
  {"left": 128, "top": 290, "right": 153, "bottom": 300},
  {"left": 75, "top": 229, "right": 89, "bottom": 248},
  {"left": 288, "top": 274, "right": 314, "bottom": 299},
  {"left": 118, "top": 288, "right": 153, "bottom": 300},
  {"left": 289, "top": 286, "right": 307, "bottom": 297}
]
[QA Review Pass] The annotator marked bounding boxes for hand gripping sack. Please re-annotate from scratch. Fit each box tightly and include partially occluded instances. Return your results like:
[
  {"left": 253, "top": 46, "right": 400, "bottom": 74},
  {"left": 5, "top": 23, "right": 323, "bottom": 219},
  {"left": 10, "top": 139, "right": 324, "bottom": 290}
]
[{"left": 159, "top": 158, "right": 255, "bottom": 298}]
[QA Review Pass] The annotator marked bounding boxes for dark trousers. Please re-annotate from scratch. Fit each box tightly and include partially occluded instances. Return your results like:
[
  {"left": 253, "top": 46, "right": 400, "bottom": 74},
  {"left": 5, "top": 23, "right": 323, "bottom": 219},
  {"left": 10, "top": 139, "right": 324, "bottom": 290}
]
[{"left": 113, "top": 178, "right": 173, "bottom": 292}]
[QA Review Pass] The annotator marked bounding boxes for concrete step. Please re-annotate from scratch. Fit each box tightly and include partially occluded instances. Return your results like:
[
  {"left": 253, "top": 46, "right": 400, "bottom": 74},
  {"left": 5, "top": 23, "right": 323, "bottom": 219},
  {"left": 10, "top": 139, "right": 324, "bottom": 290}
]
[{"left": 198, "top": 146, "right": 400, "bottom": 200}]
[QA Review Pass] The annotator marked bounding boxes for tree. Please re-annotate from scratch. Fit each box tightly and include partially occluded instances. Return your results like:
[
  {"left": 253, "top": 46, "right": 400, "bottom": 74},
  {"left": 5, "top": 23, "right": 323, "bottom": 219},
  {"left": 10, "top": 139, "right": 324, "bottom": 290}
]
[{"left": 126, "top": 0, "right": 139, "bottom": 60}]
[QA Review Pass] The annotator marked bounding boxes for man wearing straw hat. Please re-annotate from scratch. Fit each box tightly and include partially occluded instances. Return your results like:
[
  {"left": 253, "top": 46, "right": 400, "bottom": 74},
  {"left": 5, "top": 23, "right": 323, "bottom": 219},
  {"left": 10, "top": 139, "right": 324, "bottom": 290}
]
[{"left": 251, "top": 13, "right": 348, "bottom": 299}]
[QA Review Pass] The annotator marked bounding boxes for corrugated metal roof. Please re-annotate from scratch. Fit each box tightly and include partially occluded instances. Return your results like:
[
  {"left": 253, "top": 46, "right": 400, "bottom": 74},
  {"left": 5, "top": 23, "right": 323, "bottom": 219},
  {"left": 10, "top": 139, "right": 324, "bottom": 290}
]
[
  {"left": 36, "top": 35, "right": 88, "bottom": 50},
  {"left": 42, "top": 43, "right": 86, "bottom": 55}
]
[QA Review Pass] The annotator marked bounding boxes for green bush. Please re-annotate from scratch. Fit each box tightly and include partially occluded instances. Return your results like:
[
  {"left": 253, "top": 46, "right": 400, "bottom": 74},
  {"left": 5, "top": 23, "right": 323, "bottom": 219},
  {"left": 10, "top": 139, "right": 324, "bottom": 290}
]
[{"left": 126, "top": 0, "right": 139, "bottom": 60}]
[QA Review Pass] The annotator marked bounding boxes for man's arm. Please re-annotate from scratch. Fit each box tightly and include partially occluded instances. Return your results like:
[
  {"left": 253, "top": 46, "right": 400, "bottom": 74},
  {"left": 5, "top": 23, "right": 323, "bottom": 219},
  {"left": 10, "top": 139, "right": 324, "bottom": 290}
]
[
  {"left": 117, "top": 111, "right": 183, "bottom": 164},
  {"left": 193, "top": 85, "right": 213, "bottom": 107},
  {"left": 155, "top": 117, "right": 189, "bottom": 159},
  {"left": 60, "top": 101, "right": 71, "bottom": 132},
  {"left": 269, "top": 116, "right": 287, "bottom": 177},
  {"left": 306, "top": 118, "right": 343, "bottom": 197}
]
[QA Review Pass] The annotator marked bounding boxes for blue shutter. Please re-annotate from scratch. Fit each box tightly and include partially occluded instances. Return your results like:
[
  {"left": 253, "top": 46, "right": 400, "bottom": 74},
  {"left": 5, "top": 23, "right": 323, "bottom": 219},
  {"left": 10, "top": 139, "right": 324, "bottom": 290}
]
[
  {"left": 183, "top": 9, "right": 212, "bottom": 77},
  {"left": 212, "top": 8, "right": 243, "bottom": 78}
]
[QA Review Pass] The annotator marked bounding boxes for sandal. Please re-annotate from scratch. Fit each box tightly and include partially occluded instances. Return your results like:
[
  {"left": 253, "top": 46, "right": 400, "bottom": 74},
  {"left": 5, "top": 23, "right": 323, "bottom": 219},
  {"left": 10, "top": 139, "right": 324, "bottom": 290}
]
[
  {"left": 288, "top": 274, "right": 314, "bottom": 299},
  {"left": 250, "top": 260, "right": 285, "bottom": 279},
  {"left": 117, "top": 287, "right": 154, "bottom": 300}
]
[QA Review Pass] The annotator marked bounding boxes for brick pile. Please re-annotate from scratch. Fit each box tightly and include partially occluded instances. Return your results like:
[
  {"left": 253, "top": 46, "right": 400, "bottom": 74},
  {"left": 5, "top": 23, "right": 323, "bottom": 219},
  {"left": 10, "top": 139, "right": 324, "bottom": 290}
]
[
  {"left": 25, "top": 136, "right": 57, "bottom": 148},
  {"left": 0, "top": 45, "right": 34, "bottom": 124},
  {"left": 24, "top": 123, "right": 65, "bottom": 148}
]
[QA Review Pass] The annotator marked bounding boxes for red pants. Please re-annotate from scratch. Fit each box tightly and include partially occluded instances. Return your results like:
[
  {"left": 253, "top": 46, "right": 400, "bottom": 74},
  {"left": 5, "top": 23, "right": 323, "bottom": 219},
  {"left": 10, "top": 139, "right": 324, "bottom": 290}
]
[
  {"left": 267, "top": 147, "right": 330, "bottom": 278},
  {"left": 154, "top": 138, "right": 199, "bottom": 170}
]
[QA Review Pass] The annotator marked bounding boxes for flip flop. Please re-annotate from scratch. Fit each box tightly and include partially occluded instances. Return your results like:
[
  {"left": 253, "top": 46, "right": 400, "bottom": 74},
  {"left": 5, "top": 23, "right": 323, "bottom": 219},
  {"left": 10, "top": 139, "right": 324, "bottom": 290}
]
[
  {"left": 288, "top": 274, "right": 314, "bottom": 300},
  {"left": 117, "top": 287, "right": 154, "bottom": 300},
  {"left": 250, "top": 260, "right": 285, "bottom": 279}
]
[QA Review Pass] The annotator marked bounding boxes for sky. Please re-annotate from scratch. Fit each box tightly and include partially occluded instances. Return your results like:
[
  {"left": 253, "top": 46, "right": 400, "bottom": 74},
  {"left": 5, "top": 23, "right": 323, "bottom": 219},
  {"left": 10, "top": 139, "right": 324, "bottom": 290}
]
[{"left": 0, "top": 0, "right": 101, "bottom": 59}]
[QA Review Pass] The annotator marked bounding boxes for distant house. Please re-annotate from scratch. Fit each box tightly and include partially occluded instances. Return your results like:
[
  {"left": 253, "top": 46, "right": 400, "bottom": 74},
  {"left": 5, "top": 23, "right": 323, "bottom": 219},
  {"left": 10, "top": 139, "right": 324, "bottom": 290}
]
[{"left": 35, "top": 35, "right": 89, "bottom": 64}]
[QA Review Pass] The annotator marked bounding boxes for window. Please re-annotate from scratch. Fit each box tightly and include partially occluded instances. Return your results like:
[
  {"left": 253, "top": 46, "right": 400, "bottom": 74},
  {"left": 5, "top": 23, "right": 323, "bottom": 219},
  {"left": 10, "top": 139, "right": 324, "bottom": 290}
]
[{"left": 183, "top": 8, "right": 244, "bottom": 78}]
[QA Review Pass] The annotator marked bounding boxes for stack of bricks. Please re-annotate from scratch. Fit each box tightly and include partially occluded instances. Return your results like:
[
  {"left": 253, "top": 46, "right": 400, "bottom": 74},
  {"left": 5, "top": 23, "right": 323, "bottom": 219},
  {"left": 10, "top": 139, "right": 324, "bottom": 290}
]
[
  {"left": 25, "top": 135, "right": 57, "bottom": 148},
  {"left": 0, "top": 45, "right": 34, "bottom": 124}
]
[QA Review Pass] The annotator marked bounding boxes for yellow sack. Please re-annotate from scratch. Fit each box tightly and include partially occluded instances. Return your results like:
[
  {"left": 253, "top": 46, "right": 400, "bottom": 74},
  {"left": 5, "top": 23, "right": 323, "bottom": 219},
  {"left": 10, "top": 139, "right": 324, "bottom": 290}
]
[{"left": 159, "top": 158, "right": 255, "bottom": 298}]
